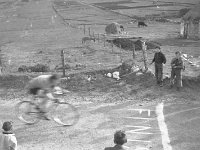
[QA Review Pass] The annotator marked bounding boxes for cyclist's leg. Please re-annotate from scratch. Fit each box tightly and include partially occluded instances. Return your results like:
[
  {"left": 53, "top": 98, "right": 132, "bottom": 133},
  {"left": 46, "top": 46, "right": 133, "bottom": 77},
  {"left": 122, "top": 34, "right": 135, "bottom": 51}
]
[
  {"left": 27, "top": 88, "right": 40, "bottom": 113},
  {"left": 42, "top": 92, "right": 55, "bottom": 112},
  {"left": 37, "top": 89, "right": 48, "bottom": 112}
]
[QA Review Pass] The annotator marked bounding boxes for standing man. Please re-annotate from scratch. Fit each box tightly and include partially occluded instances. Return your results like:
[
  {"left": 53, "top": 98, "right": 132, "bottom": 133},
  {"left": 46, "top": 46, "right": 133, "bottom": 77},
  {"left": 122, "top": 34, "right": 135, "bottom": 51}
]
[
  {"left": 170, "top": 51, "right": 184, "bottom": 91},
  {"left": 150, "top": 47, "right": 166, "bottom": 86}
]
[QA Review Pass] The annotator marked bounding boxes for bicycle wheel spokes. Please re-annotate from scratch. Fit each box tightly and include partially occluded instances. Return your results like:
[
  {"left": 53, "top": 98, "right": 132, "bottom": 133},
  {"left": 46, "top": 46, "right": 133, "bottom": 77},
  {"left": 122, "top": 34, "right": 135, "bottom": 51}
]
[
  {"left": 52, "top": 102, "right": 79, "bottom": 126},
  {"left": 15, "top": 101, "right": 40, "bottom": 125}
]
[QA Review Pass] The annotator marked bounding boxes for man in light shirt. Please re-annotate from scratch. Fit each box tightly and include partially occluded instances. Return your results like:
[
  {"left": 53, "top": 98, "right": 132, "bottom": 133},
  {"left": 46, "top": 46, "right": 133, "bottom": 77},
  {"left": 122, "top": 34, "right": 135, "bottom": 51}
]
[{"left": 0, "top": 121, "right": 17, "bottom": 150}]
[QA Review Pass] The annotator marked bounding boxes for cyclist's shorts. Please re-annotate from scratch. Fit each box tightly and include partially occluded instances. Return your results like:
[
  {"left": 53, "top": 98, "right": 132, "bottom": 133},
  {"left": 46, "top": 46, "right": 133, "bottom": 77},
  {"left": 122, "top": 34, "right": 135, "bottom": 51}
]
[{"left": 29, "top": 88, "right": 41, "bottom": 95}]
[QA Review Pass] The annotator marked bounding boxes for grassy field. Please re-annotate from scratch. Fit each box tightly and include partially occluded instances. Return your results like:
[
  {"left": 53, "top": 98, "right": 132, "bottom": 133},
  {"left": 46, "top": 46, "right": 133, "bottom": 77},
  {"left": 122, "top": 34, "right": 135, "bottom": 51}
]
[{"left": 0, "top": 0, "right": 200, "bottom": 100}]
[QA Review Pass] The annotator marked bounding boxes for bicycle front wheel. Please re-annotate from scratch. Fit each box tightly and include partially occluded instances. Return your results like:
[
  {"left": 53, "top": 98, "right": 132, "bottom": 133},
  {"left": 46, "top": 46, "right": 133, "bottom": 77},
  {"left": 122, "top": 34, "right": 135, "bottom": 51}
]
[
  {"left": 15, "top": 101, "right": 40, "bottom": 125},
  {"left": 52, "top": 102, "right": 79, "bottom": 126}
]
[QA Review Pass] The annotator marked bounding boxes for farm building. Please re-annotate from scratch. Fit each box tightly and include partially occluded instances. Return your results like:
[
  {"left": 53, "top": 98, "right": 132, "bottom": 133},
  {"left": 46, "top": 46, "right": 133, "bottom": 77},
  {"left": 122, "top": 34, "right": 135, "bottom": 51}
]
[{"left": 180, "top": 3, "right": 200, "bottom": 40}]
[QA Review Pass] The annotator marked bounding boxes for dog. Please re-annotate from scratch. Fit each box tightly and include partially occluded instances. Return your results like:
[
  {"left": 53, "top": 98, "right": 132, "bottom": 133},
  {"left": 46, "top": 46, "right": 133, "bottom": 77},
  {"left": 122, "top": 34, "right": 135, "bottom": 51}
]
[
  {"left": 82, "top": 37, "right": 95, "bottom": 44},
  {"left": 138, "top": 21, "right": 148, "bottom": 27}
]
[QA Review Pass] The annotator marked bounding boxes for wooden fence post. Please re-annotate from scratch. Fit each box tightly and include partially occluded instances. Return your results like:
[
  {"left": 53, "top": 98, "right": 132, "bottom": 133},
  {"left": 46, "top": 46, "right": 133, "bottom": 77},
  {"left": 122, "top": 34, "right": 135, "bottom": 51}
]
[
  {"left": 132, "top": 43, "right": 136, "bottom": 59},
  {"left": 103, "top": 35, "right": 106, "bottom": 47},
  {"left": 61, "top": 50, "right": 65, "bottom": 77},
  {"left": 83, "top": 25, "right": 86, "bottom": 35},
  {"left": 142, "top": 41, "right": 148, "bottom": 72},
  {"left": 88, "top": 27, "right": 91, "bottom": 36},
  {"left": 98, "top": 33, "right": 100, "bottom": 43},
  {"left": 93, "top": 31, "right": 95, "bottom": 38},
  {"left": 111, "top": 40, "right": 114, "bottom": 53}
]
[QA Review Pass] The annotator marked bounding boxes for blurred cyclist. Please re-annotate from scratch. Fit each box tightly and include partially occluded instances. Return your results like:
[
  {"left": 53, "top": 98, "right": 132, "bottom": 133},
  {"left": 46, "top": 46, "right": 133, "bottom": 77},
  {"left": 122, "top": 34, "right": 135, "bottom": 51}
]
[{"left": 26, "top": 74, "right": 61, "bottom": 120}]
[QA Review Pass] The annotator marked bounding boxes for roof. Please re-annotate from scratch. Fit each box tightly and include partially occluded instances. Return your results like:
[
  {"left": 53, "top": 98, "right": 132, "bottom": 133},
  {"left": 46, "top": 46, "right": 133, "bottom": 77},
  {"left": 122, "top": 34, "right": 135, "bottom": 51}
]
[{"left": 183, "top": 3, "right": 200, "bottom": 21}]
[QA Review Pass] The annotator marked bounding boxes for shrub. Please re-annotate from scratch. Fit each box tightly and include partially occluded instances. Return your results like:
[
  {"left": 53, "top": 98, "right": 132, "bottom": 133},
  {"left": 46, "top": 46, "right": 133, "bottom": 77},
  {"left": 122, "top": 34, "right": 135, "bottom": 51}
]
[
  {"left": 178, "top": 8, "right": 190, "bottom": 18},
  {"left": 18, "top": 64, "right": 50, "bottom": 72}
]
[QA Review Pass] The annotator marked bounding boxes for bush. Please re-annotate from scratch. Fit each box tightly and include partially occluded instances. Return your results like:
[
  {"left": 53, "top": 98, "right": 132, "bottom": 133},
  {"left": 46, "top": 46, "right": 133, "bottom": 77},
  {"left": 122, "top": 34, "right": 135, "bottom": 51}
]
[
  {"left": 18, "top": 64, "right": 50, "bottom": 72},
  {"left": 155, "top": 18, "right": 169, "bottom": 23},
  {"left": 18, "top": 65, "right": 28, "bottom": 72},
  {"left": 178, "top": 8, "right": 190, "bottom": 17},
  {"left": 30, "top": 64, "right": 50, "bottom": 72},
  {"left": 108, "top": 38, "right": 160, "bottom": 51}
]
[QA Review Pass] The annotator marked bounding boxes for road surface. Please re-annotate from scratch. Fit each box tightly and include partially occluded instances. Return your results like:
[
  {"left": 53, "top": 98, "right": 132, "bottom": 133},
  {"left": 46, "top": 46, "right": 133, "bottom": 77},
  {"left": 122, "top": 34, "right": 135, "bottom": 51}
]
[{"left": 1, "top": 100, "right": 200, "bottom": 150}]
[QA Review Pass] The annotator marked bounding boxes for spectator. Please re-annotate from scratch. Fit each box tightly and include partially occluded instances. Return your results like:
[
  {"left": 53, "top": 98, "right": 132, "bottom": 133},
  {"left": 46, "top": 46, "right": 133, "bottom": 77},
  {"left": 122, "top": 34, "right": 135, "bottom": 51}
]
[
  {"left": 0, "top": 121, "right": 17, "bottom": 150},
  {"left": 170, "top": 51, "right": 184, "bottom": 91},
  {"left": 104, "top": 130, "right": 128, "bottom": 150},
  {"left": 150, "top": 47, "right": 166, "bottom": 86}
]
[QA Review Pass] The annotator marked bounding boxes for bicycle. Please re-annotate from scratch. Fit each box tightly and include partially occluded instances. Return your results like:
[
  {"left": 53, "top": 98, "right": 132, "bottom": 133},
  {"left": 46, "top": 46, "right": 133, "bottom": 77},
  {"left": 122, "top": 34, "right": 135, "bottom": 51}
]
[{"left": 15, "top": 92, "right": 80, "bottom": 126}]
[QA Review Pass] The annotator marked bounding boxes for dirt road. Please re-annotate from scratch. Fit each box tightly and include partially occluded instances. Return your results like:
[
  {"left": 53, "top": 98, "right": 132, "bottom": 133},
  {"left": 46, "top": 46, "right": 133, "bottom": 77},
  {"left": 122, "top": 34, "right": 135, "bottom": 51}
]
[{"left": 1, "top": 99, "right": 200, "bottom": 150}]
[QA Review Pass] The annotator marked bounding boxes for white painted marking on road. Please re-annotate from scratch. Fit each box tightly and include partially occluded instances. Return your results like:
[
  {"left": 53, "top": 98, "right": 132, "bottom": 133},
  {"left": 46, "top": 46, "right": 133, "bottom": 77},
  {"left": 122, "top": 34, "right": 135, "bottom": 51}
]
[
  {"left": 181, "top": 116, "right": 200, "bottom": 123},
  {"left": 127, "top": 109, "right": 155, "bottom": 112},
  {"left": 135, "top": 146, "right": 149, "bottom": 150},
  {"left": 125, "top": 117, "right": 155, "bottom": 120},
  {"left": 128, "top": 139, "right": 151, "bottom": 143},
  {"left": 156, "top": 103, "right": 172, "bottom": 150},
  {"left": 165, "top": 106, "right": 200, "bottom": 118},
  {"left": 126, "top": 125, "right": 153, "bottom": 134},
  {"left": 139, "top": 109, "right": 142, "bottom": 114},
  {"left": 148, "top": 110, "right": 151, "bottom": 117},
  {"left": 127, "top": 131, "right": 153, "bottom": 135}
]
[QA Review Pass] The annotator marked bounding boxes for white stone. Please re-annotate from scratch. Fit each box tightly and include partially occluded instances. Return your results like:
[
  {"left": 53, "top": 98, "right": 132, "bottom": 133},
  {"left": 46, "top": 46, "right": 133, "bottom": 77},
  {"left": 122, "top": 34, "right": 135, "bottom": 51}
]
[
  {"left": 136, "top": 72, "right": 143, "bottom": 76},
  {"left": 107, "top": 73, "right": 112, "bottom": 78},
  {"left": 112, "top": 71, "right": 120, "bottom": 80},
  {"left": 182, "top": 54, "right": 188, "bottom": 58},
  {"left": 54, "top": 86, "right": 63, "bottom": 95},
  {"left": 132, "top": 66, "right": 140, "bottom": 73}
]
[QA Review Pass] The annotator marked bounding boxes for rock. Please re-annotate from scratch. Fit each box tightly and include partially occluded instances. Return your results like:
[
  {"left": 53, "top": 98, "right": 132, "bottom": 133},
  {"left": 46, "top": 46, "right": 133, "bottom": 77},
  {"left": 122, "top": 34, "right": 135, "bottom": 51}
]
[
  {"left": 112, "top": 71, "right": 120, "bottom": 80},
  {"left": 53, "top": 86, "right": 63, "bottom": 95},
  {"left": 132, "top": 65, "right": 140, "bottom": 73},
  {"left": 164, "top": 74, "right": 170, "bottom": 78},
  {"left": 182, "top": 57, "right": 187, "bottom": 61},
  {"left": 182, "top": 54, "right": 188, "bottom": 58},
  {"left": 188, "top": 61, "right": 193, "bottom": 64},
  {"left": 136, "top": 72, "right": 143, "bottom": 76},
  {"left": 107, "top": 73, "right": 112, "bottom": 78},
  {"left": 146, "top": 68, "right": 155, "bottom": 76}
]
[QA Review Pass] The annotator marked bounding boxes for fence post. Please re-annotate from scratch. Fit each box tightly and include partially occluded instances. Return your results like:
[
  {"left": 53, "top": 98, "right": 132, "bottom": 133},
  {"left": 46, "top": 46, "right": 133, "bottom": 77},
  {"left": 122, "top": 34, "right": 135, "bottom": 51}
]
[
  {"left": 88, "top": 27, "right": 91, "bottom": 36},
  {"left": 93, "top": 31, "right": 95, "bottom": 38},
  {"left": 98, "top": 33, "right": 100, "bottom": 43},
  {"left": 83, "top": 25, "right": 86, "bottom": 35},
  {"left": 111, "top": 40, "right": 114, "bottom": 53},
  {"left": 132, "top": 43, "right": 136, "bottom": 59},
  {"left": 0, "top": 49, "right": 3, "bottom": 75},
  {"left": 142, "top": 41, "right": 148, "bottom": 72},
  {"left": 103, "top": 35, "right": 106, "bottom": 47},
  {"left": 61, "top": 50, "right": 65, "bottom": 77}
]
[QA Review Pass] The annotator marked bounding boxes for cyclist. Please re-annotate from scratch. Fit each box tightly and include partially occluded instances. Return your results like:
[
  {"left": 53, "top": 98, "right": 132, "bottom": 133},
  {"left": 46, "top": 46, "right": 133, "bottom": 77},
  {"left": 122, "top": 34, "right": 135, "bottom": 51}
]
[{"left": 26, "top": 74, "right": 61, "bottom": 120}]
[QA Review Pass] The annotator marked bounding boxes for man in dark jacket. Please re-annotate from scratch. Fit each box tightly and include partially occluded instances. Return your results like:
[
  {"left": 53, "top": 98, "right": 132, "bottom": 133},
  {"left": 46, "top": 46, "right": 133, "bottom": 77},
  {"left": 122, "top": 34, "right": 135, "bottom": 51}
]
[
  {"left": 170, "top": 51, "right": 184, "bottom": 91},
  {"left": 150, "top": 48, "right": 166, "bottom": 86}
]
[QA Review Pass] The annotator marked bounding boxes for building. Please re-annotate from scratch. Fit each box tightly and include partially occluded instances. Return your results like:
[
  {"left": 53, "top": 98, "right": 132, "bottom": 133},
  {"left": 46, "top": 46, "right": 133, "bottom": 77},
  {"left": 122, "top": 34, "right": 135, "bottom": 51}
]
[{"left": 180, "top": 4, "right": 200, "bottom": 40}]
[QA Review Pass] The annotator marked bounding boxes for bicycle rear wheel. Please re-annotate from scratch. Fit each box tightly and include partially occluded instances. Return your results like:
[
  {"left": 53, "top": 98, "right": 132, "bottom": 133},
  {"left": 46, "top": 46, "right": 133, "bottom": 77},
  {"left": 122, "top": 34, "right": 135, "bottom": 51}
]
[
  {"left": 15, "top": 101, "right": 40, "bottom": 125},
  {"left": 52, "top": 102, "right": 79, "bottom": 126}
]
